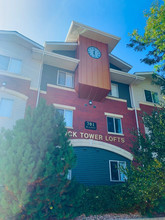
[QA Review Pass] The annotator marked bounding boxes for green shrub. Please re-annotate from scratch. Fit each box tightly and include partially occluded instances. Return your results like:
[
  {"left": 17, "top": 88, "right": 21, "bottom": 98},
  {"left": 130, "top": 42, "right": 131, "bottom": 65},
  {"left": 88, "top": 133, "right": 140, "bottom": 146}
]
[{"left": 78, "top": 184, "right": 137, "bottom": 216}]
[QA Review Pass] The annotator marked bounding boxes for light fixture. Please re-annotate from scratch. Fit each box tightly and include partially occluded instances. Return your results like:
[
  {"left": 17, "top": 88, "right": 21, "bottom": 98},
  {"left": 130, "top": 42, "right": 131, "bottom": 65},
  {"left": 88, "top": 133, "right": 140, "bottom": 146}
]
[{"left": 89, "top": 100, "right": 92, "bottom": 105}]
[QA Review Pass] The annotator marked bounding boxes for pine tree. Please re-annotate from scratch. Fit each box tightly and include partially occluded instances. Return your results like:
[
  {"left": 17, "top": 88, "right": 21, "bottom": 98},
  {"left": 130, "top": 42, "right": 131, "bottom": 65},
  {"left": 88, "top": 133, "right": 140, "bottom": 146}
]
[{"left": 0, "top": 99, "right": 79, "bottom": 219}]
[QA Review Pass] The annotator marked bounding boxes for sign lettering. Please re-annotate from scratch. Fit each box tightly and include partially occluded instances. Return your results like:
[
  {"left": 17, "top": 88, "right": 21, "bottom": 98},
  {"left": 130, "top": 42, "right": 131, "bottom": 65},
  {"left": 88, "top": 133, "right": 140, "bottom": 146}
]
[{"left": 67, "top": 131, "right": 125, "bottom": 143}]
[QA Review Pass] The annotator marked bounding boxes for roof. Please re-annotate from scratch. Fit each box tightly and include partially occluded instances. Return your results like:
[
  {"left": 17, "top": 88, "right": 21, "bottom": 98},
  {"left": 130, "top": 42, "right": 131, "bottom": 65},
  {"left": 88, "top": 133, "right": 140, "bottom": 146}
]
[
  {"left": 109, "top": 54, "right": 132, "bottom": 72},
  {"left": 0, "top": 30, "right": 43, "bottom": 49},
  {"left": 134, "top": 71, "right": 154, "bottom": 76},
  {"left": 110, "top": 69, "right": 145, "bottom": 85},
  {"left": 44, "top": 42, "right": 78, "bottom": 52},
  {"left": 65, "top": 21, "right": 120, "bottom": 53},
  {"left": 32, "top": 48, "right": 79, "bottom": 71}
]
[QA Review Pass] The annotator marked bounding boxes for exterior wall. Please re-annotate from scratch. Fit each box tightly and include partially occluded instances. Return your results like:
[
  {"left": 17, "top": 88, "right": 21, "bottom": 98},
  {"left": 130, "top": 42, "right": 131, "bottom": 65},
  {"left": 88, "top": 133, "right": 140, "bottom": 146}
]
[
  {"left": 73, "top": 147, "right": 130, "bottom": 185},
  {"left": 0, "top": 39, "right": 41, "bottom": 89},
  {"left": 0, "top": 90, "right": 27, "bottom": 129},
  {"left": 132, "top": 76, "right": 163, "bottom": 108},
  {"left": 41, "top": 64, "right": 74, "bottom": 91},
  {"left": 40, "top": 85, "right": 137, "bottom": 154},
  {"left": 0, "top": 38, "right": 42, "bottom": 129},
  {"left": 1, "top": 30, "right": 162, "bottom": 186}
]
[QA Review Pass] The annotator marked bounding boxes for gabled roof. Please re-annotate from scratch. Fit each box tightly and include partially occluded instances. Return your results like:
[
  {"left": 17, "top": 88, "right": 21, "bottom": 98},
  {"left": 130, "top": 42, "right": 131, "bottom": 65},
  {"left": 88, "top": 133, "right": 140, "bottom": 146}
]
[
  {"left": 109, "top": 54, "right": 132, "bottom": 72},
  {"left": 0, "top": 30, "right": 43, "bottom": 49},
  {"left": 65, "top": 21, "right": 120, "bottom": 53}
]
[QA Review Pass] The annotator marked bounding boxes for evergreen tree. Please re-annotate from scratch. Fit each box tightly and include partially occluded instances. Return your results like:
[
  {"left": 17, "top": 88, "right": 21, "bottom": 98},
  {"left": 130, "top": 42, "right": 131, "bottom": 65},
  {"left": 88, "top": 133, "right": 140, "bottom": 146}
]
[
  {"left": 0, "top": 99, "right": 79, "bottom": 219},
  {"left": 127, "top": 107, "right": 165, "bottom": 214}
]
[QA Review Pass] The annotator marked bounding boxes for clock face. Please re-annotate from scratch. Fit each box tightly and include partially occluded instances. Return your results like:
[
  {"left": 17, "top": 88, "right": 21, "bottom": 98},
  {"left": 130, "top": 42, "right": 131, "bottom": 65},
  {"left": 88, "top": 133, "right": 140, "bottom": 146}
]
[{"left": 87, "top": 46, "right": 101, "bottom": 59}]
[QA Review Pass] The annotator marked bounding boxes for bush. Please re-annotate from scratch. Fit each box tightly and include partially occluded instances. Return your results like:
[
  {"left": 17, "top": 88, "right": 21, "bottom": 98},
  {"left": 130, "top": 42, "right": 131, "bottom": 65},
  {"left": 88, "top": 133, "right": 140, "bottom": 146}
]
[{"left": 78, "top": 184, "right": 137, "bottom": 216}]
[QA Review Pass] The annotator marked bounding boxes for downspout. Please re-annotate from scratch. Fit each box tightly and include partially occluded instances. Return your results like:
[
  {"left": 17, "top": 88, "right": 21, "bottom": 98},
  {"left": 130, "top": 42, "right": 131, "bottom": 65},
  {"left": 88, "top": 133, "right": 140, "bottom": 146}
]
[
  {"left": 36, "top": 47, "right": 45, "bottom": 107},
  {"left": 130, "top": 77, "right": 140, "bottom": 132}
]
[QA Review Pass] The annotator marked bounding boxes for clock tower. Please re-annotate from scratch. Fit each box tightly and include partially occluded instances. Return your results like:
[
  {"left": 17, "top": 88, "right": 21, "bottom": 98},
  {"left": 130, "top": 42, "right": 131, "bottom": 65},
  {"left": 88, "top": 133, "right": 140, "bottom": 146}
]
[{"left": 65, "top": 21, "right": 120, "bottom": 101}]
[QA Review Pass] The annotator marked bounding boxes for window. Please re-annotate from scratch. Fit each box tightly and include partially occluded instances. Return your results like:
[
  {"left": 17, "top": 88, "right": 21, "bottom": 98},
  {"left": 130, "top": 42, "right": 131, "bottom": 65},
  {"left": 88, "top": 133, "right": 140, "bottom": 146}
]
[
  {"left": 107, "top": 117, "right": 122, "bottom": 134},
  {"left": 56, "top": 108, "right": 73, "bottom": 128},
  {"left": 109, "top": 160, "right": 126, "bottom": 182},
  {"left": 57, "top": 70, "right": 74, "bottom": 88},
  {"left": 0, "top": 98, "right": 13, "bottom": 117},
  {"left": 0, "top": 55, "right": 22, "bottom": 74},
  {"left": 67, "top": 170, "right": 72, "bottom": 180},
  {"left": 144, "top": 90, "right": 159, "bottom": 104},
  {"left": 108, "top": 83, "right": 119, "bottom": 98}
]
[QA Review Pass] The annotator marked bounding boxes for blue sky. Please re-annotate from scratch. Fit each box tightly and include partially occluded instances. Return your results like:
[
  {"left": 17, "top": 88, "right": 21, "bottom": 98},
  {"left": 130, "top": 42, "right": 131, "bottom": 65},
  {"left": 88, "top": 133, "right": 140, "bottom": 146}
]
[{"left": 0, "top": 0, "right": 159, "bottom": 73}]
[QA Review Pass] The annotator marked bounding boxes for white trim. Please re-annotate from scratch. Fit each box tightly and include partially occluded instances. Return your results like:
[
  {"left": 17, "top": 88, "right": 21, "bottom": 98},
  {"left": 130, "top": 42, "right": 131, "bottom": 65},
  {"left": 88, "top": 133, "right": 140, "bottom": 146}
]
[
  {"left": 139, "top": 102, "right": 160, "bottom": 107},
  {"left": 127, "top": 107, "right": 134, "bottom": 111},
  {"left": 0, "top": 87, "right": 28, "bottom": 101},
  {"left": 47, "top": 84, "right": 76, "bottom": 92},
  {"left": 65, "top": 21, "right": 120, "bottom": 42},
  {"left": 30, "top": 87, "right": 38, "bottom": 91},
  {"left": 32, "top": 48, "right": 80, "bottom": 64},
  {"left": 108, "top": 132, "right": 124, "bottom": 136},
  {"left": 30, "top": 87, "right": 47, "bottom": 95},
  {"left": 109, "top": 54, "right": 132, "bottom": 69},
  {"left": 70, "top": 139, "right": 133, "bottom": 160},
  {"left": 0, "top": 71, "right": 31, "bottom": 81},
  {"left": 53, "top": 103, "right": 76, "bottom": 110},
  {"left": 45, "top": 42, "right": 78, "bottom": 46},
  {"left": 110, "top": 68, "right": 145, "bottom": 85},
  {"left": 104, "top": 112, "right": 123, "bottom": 118},
  {"left": 40, "top": 90, "right": 47, "bottom": 94},
  {"left": 105, "top": 96, "right": 127, "bottom": 102}
]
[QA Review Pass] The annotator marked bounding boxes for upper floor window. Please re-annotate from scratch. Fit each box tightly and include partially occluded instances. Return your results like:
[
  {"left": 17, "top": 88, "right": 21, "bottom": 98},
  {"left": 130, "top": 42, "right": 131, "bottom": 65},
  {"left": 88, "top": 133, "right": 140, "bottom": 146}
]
[
  {"left": 109, "top": 160, "right": 127, "bottom": 182},
  {"left": 57, "top": 70, "right": 74, "bottom": 88},
  {"left": 144, "top": 90, "right": 159, "bottom": 104},
  {"left": 0, "top": 55, "right": 22, "bottom": 74},
  {"left": 56, "top": 108, "right": 73, "bottom": 128},
  {"left": 107, "top": 116, "right": 122, "bottom": 134},
  {"left": 0, "top": 98, "right": 14, "bottom": 117},
  {"left": 108, "top": 83, "right": 119, "bottom": 98}
]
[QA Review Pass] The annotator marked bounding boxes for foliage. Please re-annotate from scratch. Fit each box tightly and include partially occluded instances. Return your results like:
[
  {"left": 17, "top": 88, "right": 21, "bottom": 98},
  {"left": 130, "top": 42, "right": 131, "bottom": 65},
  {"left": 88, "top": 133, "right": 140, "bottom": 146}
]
[
  {"left": 78, "top": 184, "right": 137, "bottom": 216},
  {"left": 128, "top": 0, "right": 165, "bottom": 75},
  {"left": 127, "top": 107, "right": 165, "bottom": 215},
  {"left": 0, "top": 99, "right": 80, "bottom": 219}
]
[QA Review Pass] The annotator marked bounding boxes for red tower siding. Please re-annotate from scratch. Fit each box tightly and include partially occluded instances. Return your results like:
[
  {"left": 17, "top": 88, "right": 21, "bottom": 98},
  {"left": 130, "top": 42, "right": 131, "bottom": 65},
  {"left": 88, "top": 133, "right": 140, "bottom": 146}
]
[{"left": 76, "top": 36, "right": 111, "bottom": 101}]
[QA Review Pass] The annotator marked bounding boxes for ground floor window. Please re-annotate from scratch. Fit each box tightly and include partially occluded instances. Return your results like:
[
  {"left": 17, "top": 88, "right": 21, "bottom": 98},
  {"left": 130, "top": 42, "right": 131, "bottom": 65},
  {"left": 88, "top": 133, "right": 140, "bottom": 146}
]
[
  {"left": 67, "top": 170, "right": 72, "bottom": 180},
  {"left": 109, "top": 160, "right": 126, "bottom": 182}
]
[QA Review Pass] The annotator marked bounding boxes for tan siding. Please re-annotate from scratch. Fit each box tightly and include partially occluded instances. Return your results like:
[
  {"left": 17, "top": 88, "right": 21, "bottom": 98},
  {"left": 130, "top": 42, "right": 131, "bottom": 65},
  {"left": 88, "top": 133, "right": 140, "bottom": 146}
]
[{"left": 0, "top": 91, "right": 26, "bottom": 129}]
